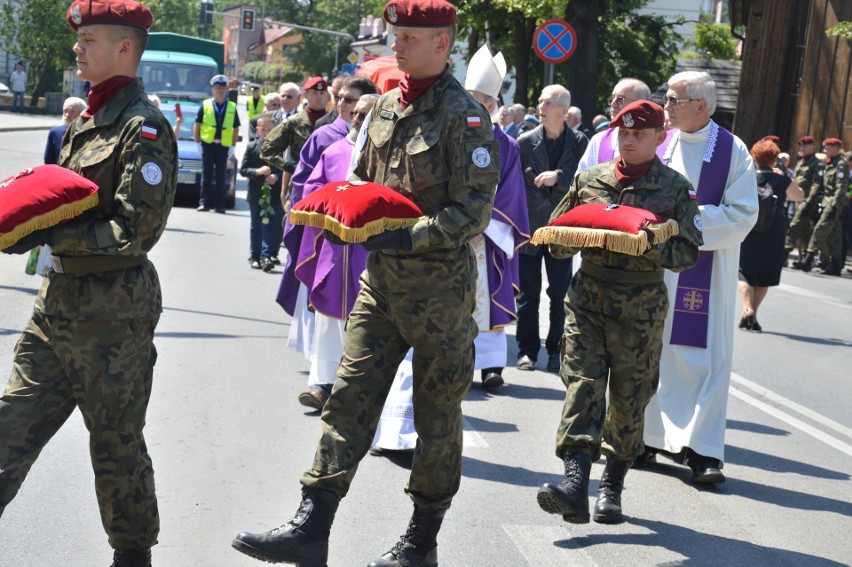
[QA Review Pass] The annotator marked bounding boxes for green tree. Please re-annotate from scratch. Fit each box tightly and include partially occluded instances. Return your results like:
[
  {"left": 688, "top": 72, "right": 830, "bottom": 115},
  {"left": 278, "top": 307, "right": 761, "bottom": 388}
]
[
  {"left": 826, "top": 21, "right": 852, "bottom": 39},
  {"left": 692, "top": 22, "right": 737, "bottom": 59},
  {"left": 0, "top": 0, "right": 76, "bottom": 106},
  {"left": 145, "top": 0, "right": 199, "bottom": 36}
]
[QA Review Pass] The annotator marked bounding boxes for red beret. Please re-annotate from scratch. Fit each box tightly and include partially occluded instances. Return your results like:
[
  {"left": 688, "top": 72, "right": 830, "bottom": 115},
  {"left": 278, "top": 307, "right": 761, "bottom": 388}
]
[
  {"left": 67, "top": 0, "right": 153, "bottom": 31},
  {"left": 303, "top": 76, "right": 328, "bottom": 91},
  {"left": 822, "top": 137, "right": 843, "bottom": 146},
  {"left": 798, "top": 136, "right": 815, "bottom": 145},
  {"left": 762, "top": 135, "right": 781, "bottom": 144},
  {"left": 383, "top": 0, "right": 456, "bottom": 27},
  {"left": 610, "top": 100, "right": 664, "bottom": 130}
]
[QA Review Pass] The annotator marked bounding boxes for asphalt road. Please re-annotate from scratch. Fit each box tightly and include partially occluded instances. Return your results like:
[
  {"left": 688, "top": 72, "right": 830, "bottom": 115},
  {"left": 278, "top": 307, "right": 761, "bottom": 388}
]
[{"left": 0, "top": 121, "right": 851, "bottom": 567}]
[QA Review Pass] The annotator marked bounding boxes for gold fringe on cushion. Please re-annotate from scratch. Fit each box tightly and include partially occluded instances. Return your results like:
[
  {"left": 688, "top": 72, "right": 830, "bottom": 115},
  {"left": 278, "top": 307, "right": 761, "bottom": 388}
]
[
  {"left": 289, "top": 210, "right": 425, "bottom": 243},
  {"left": 0, "top": 192, "right": 99, "bottom": 250},
  {"left": 531, "top": 219, "right": 679, "bottom": 257}
]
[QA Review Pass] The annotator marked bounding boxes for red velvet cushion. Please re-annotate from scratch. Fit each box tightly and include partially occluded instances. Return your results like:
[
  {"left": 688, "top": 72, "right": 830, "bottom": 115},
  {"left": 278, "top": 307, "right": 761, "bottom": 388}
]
[
  {"left": 0, "top": 165, "right": 99, "bottom": 250},
  {"left": 531, "top": 202, "right": 678, "bottom": 256},
  {"left": 289, "top": 180, "right": 423, "bottom": 242},
  {"left": 549, "top": 203, "right": 665, "bottom": 232}
]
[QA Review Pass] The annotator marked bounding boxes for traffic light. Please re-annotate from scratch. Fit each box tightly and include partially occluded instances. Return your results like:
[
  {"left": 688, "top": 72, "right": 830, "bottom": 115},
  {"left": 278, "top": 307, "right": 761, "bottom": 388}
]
[
  {"left": 241, "top": 8, "right": 255, "bottom": 31},
  {"left": 199, "top": 1, "right": 213, "bottom": 25}
]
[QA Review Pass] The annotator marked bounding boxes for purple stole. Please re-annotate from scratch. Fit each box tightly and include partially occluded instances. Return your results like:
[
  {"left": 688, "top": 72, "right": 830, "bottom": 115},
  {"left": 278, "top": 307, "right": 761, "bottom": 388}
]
[{"left": 667, "top": 123, "right": 734, "bottom": 348}]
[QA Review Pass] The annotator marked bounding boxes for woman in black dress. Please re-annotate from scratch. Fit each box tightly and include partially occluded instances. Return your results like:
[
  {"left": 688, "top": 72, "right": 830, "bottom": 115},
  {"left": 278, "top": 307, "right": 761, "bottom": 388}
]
[{"left": 738, "top": 139, "right": 804, "bottom": 331}]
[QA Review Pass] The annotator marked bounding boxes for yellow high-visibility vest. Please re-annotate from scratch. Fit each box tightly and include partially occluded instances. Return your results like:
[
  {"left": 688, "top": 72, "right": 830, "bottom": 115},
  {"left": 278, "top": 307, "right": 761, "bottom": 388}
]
[
  {"left": 199, "top": 99, "right": 237, "bottom": 146},
  {"left": 247, "top": 95, "right": 263, "bottom": 120}
]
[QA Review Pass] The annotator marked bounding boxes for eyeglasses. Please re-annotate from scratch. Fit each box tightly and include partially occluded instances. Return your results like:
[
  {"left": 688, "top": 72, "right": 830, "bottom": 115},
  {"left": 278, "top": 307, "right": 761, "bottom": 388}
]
[
  {"left": 663, "top": 96, "right": 701, "bottom": 107},
  {"left": 607, "top": 95, "right": 627, "bottom": 106},
  {"left": 353, "top": 111, "right": 368, "bottom": 121},
  {"left": 339, "top": 96, "right": 359, "bottom": 104}
]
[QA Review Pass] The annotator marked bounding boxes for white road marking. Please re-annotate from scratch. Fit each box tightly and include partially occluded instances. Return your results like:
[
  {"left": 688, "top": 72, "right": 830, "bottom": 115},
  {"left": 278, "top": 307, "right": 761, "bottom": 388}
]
[
  {"left": 732, "top": 373, "right": 852, "bottom": 440},
  {"left": 503, "top": 524, "right": 601, "bottom": 566},
  {"left": 730, "top": 386, "right": 852, "bottom": 458},
  {"left": 463, "top": 418, "right": 489, "bottom": 448},
  {"left": 776, "top": 282, "right": 852, "bottom": 309}
]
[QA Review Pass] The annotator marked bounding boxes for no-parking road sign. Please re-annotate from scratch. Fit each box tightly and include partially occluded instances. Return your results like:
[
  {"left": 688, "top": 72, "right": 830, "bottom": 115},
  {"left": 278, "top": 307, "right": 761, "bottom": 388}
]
[{"left": 533, "top": 19, "right": 577, "bottom": 64}]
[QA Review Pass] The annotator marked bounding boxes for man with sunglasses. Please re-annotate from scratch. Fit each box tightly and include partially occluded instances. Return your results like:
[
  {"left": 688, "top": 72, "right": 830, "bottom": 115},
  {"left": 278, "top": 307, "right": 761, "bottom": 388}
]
[
  {"left": 577, "top": 78, "right": 653, "bottom": 173},
  {"left": 785, "top": 136, "right": 824, "bottom": 264},
  {"left": 640, "top": 71, "right": 758, "bottom": 485},
  {"left": 278, "top": 75, "right": 378, "bottom": 406}
]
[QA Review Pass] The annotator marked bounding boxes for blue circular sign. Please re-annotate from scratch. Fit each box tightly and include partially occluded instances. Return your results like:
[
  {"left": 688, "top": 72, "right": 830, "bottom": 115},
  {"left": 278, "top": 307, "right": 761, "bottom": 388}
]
[{"left": 533, "top": 19, "right": 578, "bottom": 64}]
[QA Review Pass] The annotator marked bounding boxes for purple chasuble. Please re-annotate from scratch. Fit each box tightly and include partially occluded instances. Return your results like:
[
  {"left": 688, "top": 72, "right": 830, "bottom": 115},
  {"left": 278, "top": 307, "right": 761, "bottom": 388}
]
[
  {"left": 487, "top": 126, "right": 531, "bottom": 327},
  {"left": 667, "top": 123, "right": 734, "bottom": 348},
  {"left": 276, "top": 117, "right": 350, "bottom": 315},
  {"left": 292, "top": 136, "right": 369, "bottom": 319}
]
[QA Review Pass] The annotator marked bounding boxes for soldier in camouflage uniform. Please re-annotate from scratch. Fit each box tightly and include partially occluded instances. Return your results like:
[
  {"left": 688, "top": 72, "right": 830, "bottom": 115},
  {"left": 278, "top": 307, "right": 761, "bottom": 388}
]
[
  {"left": 536, "top": 101, "right": 702, "bottom": 526},
  {"left": 0, "top": 2, "right": 176, "bottom": 566},
  {"left": 260, "top": 76, "right": 330, "bottom": 206},
  {"left": 793, "top": 137, "right": 849, "bottom": 275},
  {"left": 232, "top": 1, "right": 498, "bottom": 566},
  {"left": 785, "top": 136, "right": 824, "bottom": 261}
]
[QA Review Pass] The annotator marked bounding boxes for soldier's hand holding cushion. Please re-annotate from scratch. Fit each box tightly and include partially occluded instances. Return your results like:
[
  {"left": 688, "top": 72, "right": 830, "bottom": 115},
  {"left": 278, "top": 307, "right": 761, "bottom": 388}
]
[{"left": 361, "top": 228, "right": 412, "bottom": 251}]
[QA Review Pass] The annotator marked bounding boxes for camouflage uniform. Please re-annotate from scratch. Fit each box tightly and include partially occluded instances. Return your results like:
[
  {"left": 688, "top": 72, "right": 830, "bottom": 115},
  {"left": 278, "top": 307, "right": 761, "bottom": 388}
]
[
  {"left": 0, "top": 79, "right": 177, "bottom": 550},
  {"left": 806, "top": 155, "right": 849, "bottom": 261},
  {"left": 785, "top": 154, "right": 824, "bottom": 252},
  {"left": 300, "top": 67, "right": 499, "bottom": 509},
  {"left": 260, "top": 109, "right": 315, "bottom": 175},
  {"left": 549, "top": 158, "right": 703, "bottom": 462}
]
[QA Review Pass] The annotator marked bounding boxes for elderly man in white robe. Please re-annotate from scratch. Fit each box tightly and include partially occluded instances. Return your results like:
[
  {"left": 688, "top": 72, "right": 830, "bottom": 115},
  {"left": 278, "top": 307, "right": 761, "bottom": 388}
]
[{"left": 639, "top": 71, "right": 758, "bottom": 484}]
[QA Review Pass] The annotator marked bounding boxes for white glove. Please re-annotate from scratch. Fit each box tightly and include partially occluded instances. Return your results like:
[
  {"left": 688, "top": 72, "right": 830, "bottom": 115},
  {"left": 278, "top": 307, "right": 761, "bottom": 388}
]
[
  {"left": 227, "top": 146, "right": 235, "bottom": 160},
  {"left": 196, "top": 142, "right": 203, "bottom": 156}
]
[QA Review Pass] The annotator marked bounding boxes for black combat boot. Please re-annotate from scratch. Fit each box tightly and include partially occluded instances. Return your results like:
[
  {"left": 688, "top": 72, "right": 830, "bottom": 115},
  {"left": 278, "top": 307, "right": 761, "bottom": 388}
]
[
  {"left": 823, "top": 257, "right": 843, "bottom": 276},
  {"left": 536, "top": 451, "right": 591, "bottom": 524},
  {"left": 593, "top": 458, "right": 631, "bottom": 524},
  {"left": 232, "top": 487, "right": 339, "bottom": 567},
  {"left": 792, "top": 252, "right": 815, "bottom": 272},
  {"left": 110, "top": 548, "right": 151, "bottom": 567},
  {"left": 368, "top": 506, "right": 445, "bottom": 567}
]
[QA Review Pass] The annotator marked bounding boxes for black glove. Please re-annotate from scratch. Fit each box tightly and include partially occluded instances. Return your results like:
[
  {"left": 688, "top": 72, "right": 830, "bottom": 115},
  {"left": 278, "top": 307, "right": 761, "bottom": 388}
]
[
  {"left": 361, "top": 228, "right": 412, "bottom": 252},
  {"left": 323, "top": 229, "right": 349, "bottom": 246},
  {"left": 2, "top": 229, "right": 52, "bottom": 255},
  {"left": 642, "top": 227, "right": 656, "bottom": 246}
]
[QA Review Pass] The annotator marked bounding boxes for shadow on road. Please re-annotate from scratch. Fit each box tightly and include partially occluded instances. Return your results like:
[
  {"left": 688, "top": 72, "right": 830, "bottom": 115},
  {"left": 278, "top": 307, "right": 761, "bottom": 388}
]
[
  {"left": 726, "top": 419, "right": 791, "bottom": 436},
  {"left": 557, "top": 517, "right": 847, "bottom": 566},
  {"left": 0, "top": 284, "right": 38, "bottom": 295},
  {"left": 759, "top": 331, "right": 852, "bottom": 348},
  {"left": 726, "top": 445, "right": 850, "bottom": 480},
  {"left": 462, "top": 455, "right": 555, "bottom": 487},
  {"left": 163, "top": 305, "right": 289, "bottom": 326}
]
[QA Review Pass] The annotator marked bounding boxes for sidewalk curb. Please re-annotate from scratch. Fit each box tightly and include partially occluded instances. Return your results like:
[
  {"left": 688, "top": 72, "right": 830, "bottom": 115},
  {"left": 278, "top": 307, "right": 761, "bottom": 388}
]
[{"left": 0, "top": 126, "right": 54, "bottom": 133}]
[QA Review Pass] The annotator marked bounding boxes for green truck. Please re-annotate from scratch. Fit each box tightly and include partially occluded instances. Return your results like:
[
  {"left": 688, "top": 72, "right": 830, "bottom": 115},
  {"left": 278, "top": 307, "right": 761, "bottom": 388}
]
[{"left": 139, "top": 32, "right": 224, "bottom": 102}]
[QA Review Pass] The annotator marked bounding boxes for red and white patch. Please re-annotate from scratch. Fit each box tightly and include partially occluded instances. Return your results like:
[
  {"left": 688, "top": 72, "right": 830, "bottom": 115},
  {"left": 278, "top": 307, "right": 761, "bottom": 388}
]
[
  {"left": 467, "top": 116, "right": 482, "bottom": 128},
  {"left": 141, "top": 124, "right": 158, "bottom": 141},
  {"left": 688, "top": 189, "right": 697, "bottom": 200}
]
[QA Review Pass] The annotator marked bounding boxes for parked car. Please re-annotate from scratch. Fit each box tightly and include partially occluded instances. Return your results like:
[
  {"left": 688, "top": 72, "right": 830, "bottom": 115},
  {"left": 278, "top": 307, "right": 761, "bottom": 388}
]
[
  {"left": 159, "top": 101, "right": 237, "bottom": 209},
  {"left": 0, "top": 82, "right": 10, "bottom": 94}
]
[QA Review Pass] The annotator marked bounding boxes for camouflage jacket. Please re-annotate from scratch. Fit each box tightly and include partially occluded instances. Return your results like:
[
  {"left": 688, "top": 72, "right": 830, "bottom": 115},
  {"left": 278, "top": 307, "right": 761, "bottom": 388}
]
[
  {"left": 37, "top": 78, "right": 177, "bottom": 320},
  {"left": 821, "top": 154, "right": 850, "bottom": 212},
  {"left": 260, "top": 109, "right": 314, "bottom": 174},
  {"left": 354, "top": 67, "right": 498, "bottom": 256},
  {"left": 550, "top": 157, "right": 702, "bottom": 319},
  {"left": 795, "top": 154, "right": 824, "bottom": 203}
]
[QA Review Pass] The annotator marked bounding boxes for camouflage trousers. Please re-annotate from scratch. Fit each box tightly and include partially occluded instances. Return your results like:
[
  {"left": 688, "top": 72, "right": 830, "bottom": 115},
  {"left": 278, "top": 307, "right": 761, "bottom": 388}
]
[
  {"left": 301, "top": 251, "right": 478, "bottom": 510},
  {"left": 0, "top": 310, "right": 159, "bottom": 549},
  {"left": 785, "top": 200, "right": 818, "bottom": 251},
  {"left": 555, "top": 302, "right": 664, "bottom": 463},
  {"left": 807, "top": 204, "right": 843, "bottom": 258}
]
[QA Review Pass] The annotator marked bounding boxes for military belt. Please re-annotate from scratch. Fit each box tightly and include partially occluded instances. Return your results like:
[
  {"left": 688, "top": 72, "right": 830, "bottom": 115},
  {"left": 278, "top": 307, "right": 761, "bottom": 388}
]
[
  {"left": 580, "top": 262, "right": 664, "bottom": 284},
  {"left": 51, "top": 254, "right": 148, "bottom": 275}
]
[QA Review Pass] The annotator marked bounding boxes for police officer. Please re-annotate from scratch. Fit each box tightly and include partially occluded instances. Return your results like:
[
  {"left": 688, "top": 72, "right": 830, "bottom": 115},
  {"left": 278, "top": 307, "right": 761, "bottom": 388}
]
[
  {"left": 0, "top": 1, "right": 177, "bottom": 565},
  {"left": 194, "top": 73, "right": 241, "bottom": 213},
  {"left": 231, "top": 1, "right": 498, "bottom": 565},
  {"left": 794, "top": 137, "right": 850, "bottom": 274},
  {"left": 261, "top": 76, "right": 330, "bottom": 207},
  {"left": 785, "top": 135, "right": 824, "bottom": 263},
  {"left": 246, "top": 83, "right": 264, "bottom": 141},
  {"left": 536, "top": 101, "right": 702, "bottom": 525}
]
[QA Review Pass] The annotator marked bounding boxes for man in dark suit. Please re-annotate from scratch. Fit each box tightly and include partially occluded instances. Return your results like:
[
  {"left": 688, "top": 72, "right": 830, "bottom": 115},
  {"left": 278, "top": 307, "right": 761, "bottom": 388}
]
[{"left": 516, "top": 84, "right": 587, "bottom": 373}]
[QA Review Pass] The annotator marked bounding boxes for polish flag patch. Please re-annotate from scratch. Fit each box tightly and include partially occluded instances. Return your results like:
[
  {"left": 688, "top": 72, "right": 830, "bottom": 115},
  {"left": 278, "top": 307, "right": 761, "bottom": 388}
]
[
  {"left": 467, "top": 116, "right": 482, "bottom": 128},
  {"left": 141, "top": 124, "right": 158, "bottom": 141},
  {"left": 688, "top": 189, "right": 697, "bottom": 200}
]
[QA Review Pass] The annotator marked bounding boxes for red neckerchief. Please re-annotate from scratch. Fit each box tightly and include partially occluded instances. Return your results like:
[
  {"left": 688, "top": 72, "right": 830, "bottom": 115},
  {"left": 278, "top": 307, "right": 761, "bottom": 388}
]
[
  {"left": 82, "top": 76, "right": 135, "bottom": 120},
  {"left": 399, "top": 70, "right": 443, "bottom": 110},
  {"left": 615, "top": 157, "right": 655, "bottom": 186},
  {"left": 306, "top": 107, "right": 326, "bottom": 124},
  {"left": 825, "top": 154, "right": 839, "bottom": 166},
  {"left": 799, "top": 153, "right": 813, "bottom": 164}
]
